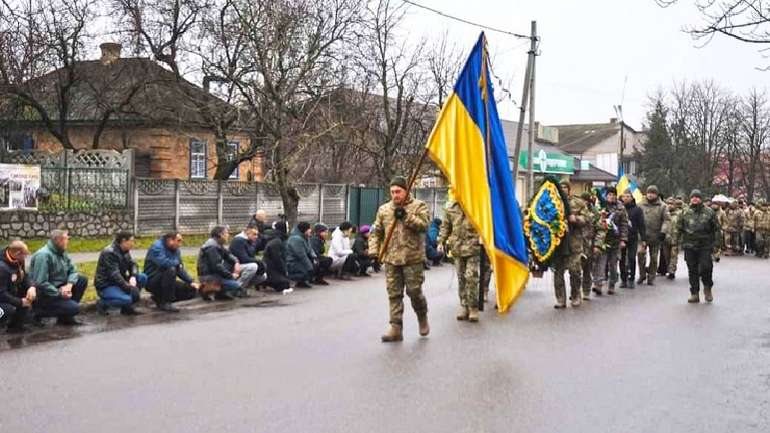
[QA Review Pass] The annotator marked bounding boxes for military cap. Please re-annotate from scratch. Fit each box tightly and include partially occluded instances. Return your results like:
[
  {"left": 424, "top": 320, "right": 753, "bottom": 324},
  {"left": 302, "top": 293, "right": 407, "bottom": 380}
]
[
  {"left": 606, "top": 186, "right": 617, "bottom": 195},
  {"left": 665, "top": 197, "right": 675, "bottom": 204},
  {"left": 559, "top": 178, "right": 571, "bottom": 187},
  {"left": 646, "top": 185, "right": 659, "bottom": 194},
  {"left": 690, "top": 189, "right": 703, "bottom": 199},
  {"left": 580, "top": 191, "right": 592, "bottom": 200},
  {"left": 389, "top": 176, "right": 408, "bottom": 190}
]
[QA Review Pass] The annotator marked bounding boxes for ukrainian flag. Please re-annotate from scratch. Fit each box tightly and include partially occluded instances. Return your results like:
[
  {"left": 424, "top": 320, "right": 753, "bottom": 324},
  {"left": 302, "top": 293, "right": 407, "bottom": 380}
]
[
  {"left": 617, "top": 174, "right": 644, "bottom": 203},
  {"left": 427, "top": 33, "right": 529, "bottom": 313}
]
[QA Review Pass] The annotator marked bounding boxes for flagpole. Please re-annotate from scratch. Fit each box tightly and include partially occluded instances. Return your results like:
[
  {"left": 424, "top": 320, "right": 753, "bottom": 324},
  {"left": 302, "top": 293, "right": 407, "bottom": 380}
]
[{"left": 478, "top": 35, "right": 493, "bottom": 311}]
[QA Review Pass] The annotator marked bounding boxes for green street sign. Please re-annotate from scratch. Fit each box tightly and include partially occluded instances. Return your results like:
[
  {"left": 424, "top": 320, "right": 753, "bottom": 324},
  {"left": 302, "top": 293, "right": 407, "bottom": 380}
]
[{"left": 518, "top": 149, "right": 574, "bottom": 174}]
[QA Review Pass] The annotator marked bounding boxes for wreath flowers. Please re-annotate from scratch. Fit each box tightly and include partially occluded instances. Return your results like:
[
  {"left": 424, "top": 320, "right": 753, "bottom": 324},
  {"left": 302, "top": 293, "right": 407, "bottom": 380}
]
[{"left": 524, "top": 178, "right": 568, "bottom": 264}]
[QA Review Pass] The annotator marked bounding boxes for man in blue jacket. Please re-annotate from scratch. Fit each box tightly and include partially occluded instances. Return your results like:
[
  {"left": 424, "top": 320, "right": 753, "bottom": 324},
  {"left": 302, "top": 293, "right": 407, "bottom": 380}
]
[
  {"left": 30, "top": 230, "right": 88, "bottom": 326},
  {"left": 144, "top": 232, "right": 199, "bottom": 312},
  {"left": 229, "top": 226, "right": 267, "bottom": 290}
]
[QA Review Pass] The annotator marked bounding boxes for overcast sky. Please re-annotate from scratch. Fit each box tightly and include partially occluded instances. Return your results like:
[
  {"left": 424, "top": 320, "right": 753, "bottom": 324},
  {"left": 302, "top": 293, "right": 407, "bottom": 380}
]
[{"left": 402, "top": 0, "right": 770, "bottom": 130}]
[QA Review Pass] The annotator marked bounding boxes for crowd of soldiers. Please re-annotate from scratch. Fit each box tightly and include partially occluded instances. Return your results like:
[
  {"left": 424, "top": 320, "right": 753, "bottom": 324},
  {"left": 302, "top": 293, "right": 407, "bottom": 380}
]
[{"left": 553, "top": 180, "right": 770, "bottom": 309}]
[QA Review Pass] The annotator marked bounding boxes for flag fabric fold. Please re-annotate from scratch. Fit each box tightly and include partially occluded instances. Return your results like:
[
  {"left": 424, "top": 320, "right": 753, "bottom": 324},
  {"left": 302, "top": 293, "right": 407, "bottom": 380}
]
[
  {"left": 426, "top": 33, "right": 529, "bottom": 313},
  {"left": 617, "top": 174, "right": 644, "bottom": 203}
]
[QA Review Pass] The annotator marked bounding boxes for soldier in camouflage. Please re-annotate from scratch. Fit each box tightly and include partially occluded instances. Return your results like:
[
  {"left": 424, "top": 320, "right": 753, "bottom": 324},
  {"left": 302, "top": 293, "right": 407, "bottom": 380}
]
[
  {"left": 677, "top": 190, "right": 721, "bottom": 303},
  {"left": 661, "top": 198, "right": 683, "bottom": 279},
  {"left": 710, "top": 202, "right": 727, "bottom": 262},
  {"left": 437, "top": 200, "right": 482, "bottom": 322},
  {"left": 637, "top": 185, "right": 670, "bottom": 286},
  {"left": 724, "top": 201, "right": 745, "bottom": 255},
  {"left": 552, "top": 180, "right": 592, "bottom": 309},
  {"left": 369, "top": 176, "right": 430, "bottom": 342},
  {"left": 753, "top": 200, "right": 770, "bottom": 259},
  {"left": 580, "top": 191, "right": 599, "bottom": 300},
  {"left": 594, "top": 186, "right": 628, "bottom": 295}
]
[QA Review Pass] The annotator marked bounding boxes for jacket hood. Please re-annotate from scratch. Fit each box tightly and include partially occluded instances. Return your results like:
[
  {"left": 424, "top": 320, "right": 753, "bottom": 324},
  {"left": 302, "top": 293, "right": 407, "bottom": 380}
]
[
  {"left": 202, "top": 238, "right": 220, "bottom": 250},
  {"left": 290, "top": 227, "right": 305, "bottom": 237},
  {"left": 331, "top": 227, "right": 345, "bottom": 241},
  {"left": 235, "top": 232, "right": 249, "bottom": 240},
  {"left": 46, "top": 240, "right": 65, "bottom": 255}
]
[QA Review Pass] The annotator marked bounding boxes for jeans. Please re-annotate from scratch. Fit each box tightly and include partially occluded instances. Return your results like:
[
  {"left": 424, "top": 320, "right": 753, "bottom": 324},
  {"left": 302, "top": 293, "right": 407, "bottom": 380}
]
[
  {"left": 238, "top": 263, "right": 266, "bottom": 288},
  {"left": 220, "top": 279, "right": 241, "bottom": 294},
  {"left": 33, "top": 274, "right": 87, "bottom": 319},
  {"left": 98, "top": 273, "right": 147, "bottom": 309},
  {"left": 146, "top": 268, "right": 197, "bottom": 304}
]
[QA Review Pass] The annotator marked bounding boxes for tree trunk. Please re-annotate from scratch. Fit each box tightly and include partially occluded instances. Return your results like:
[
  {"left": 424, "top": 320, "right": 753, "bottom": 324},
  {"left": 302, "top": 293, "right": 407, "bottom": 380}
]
[{"left": 275, "top": 168, "right": 299, "bottom": 228}]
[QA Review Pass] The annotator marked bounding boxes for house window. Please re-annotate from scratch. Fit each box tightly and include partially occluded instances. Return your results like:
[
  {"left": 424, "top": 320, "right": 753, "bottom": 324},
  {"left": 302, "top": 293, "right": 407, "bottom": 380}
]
[
  {"left": 190, "top": 139, "right": 207, "bottom": 179},
  {"left": 227, "top": 141, "right": 240, "bottom": 180}
]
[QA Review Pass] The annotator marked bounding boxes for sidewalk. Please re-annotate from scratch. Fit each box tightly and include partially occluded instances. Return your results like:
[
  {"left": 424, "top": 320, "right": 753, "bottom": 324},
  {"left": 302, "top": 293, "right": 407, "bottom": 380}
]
[{"left": 69, "top": 246, "right": 200, "bottom": 264}]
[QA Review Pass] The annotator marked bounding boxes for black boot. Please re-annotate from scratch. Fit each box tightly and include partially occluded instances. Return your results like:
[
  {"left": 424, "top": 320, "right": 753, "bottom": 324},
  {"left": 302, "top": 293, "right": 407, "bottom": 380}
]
[
  {"left": 120, "top": 306, "right": 142, "bottom": 316},
  {"left": 157, "top": 303, "right": 180, "bottom": 313},
  {"left": 215, "top": 291, "right": 236, "bottom": 301},
  {"left": 56, "top": 316, "right": 84, "bottom": 326}
]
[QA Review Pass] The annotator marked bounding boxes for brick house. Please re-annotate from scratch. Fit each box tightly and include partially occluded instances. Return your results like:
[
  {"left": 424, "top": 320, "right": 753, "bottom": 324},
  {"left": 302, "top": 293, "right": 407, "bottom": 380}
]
[{"left": 1, "top": 43, "right": 263, "bottom": 181}]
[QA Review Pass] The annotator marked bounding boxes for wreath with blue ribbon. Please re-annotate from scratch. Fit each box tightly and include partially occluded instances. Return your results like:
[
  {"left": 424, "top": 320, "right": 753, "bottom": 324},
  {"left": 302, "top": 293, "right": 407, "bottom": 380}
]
[{"left": 524, "top": 176, "right": 569, "bottom": 266}]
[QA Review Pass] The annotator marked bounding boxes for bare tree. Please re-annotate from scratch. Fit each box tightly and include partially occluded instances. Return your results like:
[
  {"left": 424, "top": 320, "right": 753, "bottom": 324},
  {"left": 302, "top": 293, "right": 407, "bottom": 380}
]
[
  {"left": 348, "top": 0, "right": 434, "bottom": 187},
  {"left": 0, "top": 0, "right": 97, "bottom": 150},
  {"left": 425, "top": 31, "right": 464, "bottom": 108},
  {"left": 739, "top": 88, "right": 770, "bottom": 200},
  {"left": 657, "top": 1, "right": 770, "bottom": 46},
  {"left": 111, "top": 0, "right": 251, "bottom": 180},
  {"left": 202, "top": 0, "right": 360, "bottom": 223}
]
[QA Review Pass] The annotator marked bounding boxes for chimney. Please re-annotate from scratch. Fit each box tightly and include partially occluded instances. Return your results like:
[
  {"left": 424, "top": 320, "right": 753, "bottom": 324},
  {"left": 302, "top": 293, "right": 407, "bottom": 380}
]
[
  {"left": 99, "top": 42, "right": 122, "bottom": 65},
  {"left": 609, "top": 117, "right": 618, "bottom": 124}
]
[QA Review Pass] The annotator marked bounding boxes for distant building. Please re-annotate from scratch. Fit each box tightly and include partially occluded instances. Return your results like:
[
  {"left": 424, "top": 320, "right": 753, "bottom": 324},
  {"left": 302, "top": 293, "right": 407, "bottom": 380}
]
[
  {"left": 548, "top": 118, "right": 645, "bottom": 178},
  {"left": 1, "top": 42, "right": 263, "bottom": 181}
]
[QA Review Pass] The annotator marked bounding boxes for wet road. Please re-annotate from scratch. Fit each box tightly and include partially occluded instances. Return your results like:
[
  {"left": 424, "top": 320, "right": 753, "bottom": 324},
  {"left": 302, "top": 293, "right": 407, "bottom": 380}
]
[{"left": 1, "top": 255, "right": 769, "bottom": 433}]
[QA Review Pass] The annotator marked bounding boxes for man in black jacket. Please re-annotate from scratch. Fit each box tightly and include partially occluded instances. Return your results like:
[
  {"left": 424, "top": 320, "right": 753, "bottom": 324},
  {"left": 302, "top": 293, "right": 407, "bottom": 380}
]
[
  {"left": 0, "top": 240, "right": 37, "bottom": 333},
  {"left": 621, "top": 191, "right": 647, "bottom": 288},
  {"left": 262, "top": 222, "right": 292, "bottom": 292},
  {"left": 197, "top": 225, "right": 242, "bottom": 301},
  {"left": 94, "top": 231, "right": 145, "bottom": 316},
  {"left": 229, "top": 226, "right": 267, "bottom": 290},
  {"left": 309, "top": 224, "right": 333, "bottom": 283}
]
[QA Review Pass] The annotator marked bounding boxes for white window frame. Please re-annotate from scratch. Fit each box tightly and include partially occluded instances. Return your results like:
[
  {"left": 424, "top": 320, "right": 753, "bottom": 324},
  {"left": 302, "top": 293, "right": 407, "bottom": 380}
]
[
  {"left": 227, "top": 140, "right": 240, "bottom": 180},
  {"left": 189, "top": 139, "right": 207, "bottom": 179}
]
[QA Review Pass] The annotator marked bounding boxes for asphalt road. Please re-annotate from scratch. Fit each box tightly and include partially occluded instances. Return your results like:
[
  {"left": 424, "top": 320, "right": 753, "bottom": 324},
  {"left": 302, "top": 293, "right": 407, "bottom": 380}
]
[{"left": 1, "top": 255, "right": 769, "bottom": 433}]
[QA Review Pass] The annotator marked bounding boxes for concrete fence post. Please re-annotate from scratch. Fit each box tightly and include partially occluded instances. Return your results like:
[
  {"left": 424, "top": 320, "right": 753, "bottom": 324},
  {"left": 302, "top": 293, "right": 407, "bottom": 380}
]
[
  {"left": 174, "top": 179, "right": 180, "bottom": 231},
  {"left": 217, "top": 180, "right": 224, "bottom": 225},
  {"left": 318, "top": 184, "right": 325, "bottom": 223},
  {"left": 133, "top": 180, "right": 139, "bottom": 235}
]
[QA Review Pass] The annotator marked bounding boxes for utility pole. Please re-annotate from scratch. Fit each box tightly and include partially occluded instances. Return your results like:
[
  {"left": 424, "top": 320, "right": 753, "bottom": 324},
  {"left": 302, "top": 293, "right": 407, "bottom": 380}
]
[
  {"left": 526, "top": 21, "right": 537, "bottom": 200},
  {"left": 614, "top": 105, "right": 625, "bottom": 177},
  {"left": 512, "top": 21, "right": 538, "bottom": 196}
]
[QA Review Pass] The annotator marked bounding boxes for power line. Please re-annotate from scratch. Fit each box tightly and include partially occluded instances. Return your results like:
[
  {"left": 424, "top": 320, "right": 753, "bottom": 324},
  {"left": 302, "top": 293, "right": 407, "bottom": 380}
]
[{"left": 401, "top": 0, "right": 532, "bottom": 39}]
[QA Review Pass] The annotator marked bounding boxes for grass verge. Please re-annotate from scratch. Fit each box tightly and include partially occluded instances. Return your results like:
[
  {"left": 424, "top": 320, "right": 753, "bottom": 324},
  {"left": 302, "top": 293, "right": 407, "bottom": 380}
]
[
  {"left": 76, "top": 256, "right": 199, "bottom": 303},
  {"left": 3, "top": 234, "right": 209, "bottom": 254}
]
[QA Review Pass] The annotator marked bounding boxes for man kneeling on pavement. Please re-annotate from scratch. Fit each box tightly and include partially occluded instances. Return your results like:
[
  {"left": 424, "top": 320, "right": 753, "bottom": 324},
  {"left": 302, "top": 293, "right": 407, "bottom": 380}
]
[
  {"left": 144, "top": 232, "right": 199, "bottom": 312},
  {"left": 95, "top": 231, "right": 145, "bottom": 315},
  {"left": 0, "top": 240, "right": 37, "bottom": 332},
  {"left": 198, "top": 225, "right": 253, "bottom": 300},
  {"left": 29, "top": 230, "right": 88, "bottom": 326}
]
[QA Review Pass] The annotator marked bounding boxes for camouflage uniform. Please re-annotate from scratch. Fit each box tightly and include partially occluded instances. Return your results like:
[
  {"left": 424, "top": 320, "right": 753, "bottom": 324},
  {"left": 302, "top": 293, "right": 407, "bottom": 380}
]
[
  {"left": 754, "top": 202, "right": 770, "bottom": 258},
  {"left": 596, "top": 200, "right": 628, "bottom": 292},
  {"left": 580, "top": 197, "right": 599, "bottom": 297},
  {"left": 369, "top": 195, "right": 430, "bottom": 326},
  {"left": 589, "top": 208, "right": 610, "bottom": 293},
  {"left": 637, "top": 192, "right": 670, "bottom": 284},
  {"left": 438, "top": 201, "right": 481, "bottom": 314},
  {"left": 744, "top": 206, "right": 755, "bottom": 254},
  {"left": 552, "top": 193, "right": 592, "bottom": 307},
  {"left": 724, "top": 205, "right": 745, "bottom": 254},
  {"left": 677, "top": 194, "right": 721, "bottom": 300},
  {"left": 712, "top": 206, "right": 727, "bottom": 261},
  {"left": 662, "top": 200, "right": 682, "bottom": 275}
]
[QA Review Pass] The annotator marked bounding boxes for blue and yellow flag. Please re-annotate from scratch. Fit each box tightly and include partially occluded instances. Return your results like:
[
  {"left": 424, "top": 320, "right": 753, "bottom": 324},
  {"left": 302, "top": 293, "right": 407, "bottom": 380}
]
[
  {"left": 617, "top": 174, "right": 644, "bottom": 203},
  {"left": 427, "top": 33, "right": 529, "bottom": 313}
]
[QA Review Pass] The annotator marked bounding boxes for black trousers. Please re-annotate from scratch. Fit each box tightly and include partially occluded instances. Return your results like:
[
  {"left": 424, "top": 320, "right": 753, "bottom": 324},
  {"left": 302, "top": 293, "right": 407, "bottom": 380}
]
[
  {"left": 33, "top": 274, "right": 88, "bottom": 319},
  {"left": 684, "top": 248, "right": 713, "bottom": 294},
  {"left": 0, "top": 302, "right": 28, "bottom": 328},
  {"left": 620, "top": 238, "right": 638, "bottom": 283},
  {"left": 314, "top": 256, "right": 332, "bottom": 279},
  {"left": 146, "top": 268, "right": 197, "bottom": 304},
  {"left": 355, "top": 254, "right": 374, "bottom": 274}
]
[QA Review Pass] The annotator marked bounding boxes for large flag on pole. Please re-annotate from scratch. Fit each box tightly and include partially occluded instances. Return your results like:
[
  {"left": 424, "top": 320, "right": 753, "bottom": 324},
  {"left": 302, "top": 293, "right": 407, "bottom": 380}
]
[{"left": 426, "top": 33, "right": 529, "bottom": 313}]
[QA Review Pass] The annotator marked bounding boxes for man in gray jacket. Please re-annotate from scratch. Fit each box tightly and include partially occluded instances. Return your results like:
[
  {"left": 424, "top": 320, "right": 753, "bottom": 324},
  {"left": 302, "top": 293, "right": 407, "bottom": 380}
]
[{"left": 637, "top": 185, "right": 670, "bottom": 286}]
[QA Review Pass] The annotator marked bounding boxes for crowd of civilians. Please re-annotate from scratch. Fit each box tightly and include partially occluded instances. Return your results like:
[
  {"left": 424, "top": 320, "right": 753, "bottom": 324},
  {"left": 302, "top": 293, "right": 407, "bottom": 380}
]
[{"left": 0, "top": 209, "right": 389, "bottom": 333}]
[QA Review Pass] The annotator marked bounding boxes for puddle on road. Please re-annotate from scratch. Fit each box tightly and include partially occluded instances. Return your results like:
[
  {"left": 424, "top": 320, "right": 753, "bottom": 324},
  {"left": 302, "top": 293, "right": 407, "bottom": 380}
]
[{"left": 0, "top": 297, "right": 286, "bottom": 352}]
